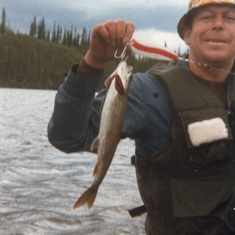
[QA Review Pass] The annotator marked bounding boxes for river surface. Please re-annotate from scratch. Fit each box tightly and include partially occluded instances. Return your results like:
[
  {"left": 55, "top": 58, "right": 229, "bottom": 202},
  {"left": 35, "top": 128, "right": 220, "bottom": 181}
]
[{"left": 0, "top": 88, "right": 145, "bottom": 235}]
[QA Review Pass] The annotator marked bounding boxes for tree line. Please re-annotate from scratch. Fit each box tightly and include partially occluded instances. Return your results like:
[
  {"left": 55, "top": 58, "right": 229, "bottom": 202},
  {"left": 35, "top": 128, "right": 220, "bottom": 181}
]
[
  {"left": 29, "top": 16, "right": 90, "bottom": 52},
  {"left": 0, "top": 7, "right": 178, "bottom": 90},
  {"left": 1, "top": 7, "right": 90, "bottom": 52}
]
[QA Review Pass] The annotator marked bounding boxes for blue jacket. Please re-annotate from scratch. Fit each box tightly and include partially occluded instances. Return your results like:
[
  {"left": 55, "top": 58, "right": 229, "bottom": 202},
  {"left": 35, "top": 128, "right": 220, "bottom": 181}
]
[{"left": 47, "top": 62, "right": 186, "bottom": 158}]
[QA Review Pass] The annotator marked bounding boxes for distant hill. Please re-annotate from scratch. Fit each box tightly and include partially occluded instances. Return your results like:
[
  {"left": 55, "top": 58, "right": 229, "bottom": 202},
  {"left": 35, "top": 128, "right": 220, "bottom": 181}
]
[{"left": 0, "top": 32, "right": 84, "bottom": 89}]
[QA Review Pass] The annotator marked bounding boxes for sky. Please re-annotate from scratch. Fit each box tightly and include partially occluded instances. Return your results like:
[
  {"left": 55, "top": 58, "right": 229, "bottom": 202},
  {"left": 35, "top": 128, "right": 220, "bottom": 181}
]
[{"left": 0, "top": 0, "right": 189, "bottom": 53}]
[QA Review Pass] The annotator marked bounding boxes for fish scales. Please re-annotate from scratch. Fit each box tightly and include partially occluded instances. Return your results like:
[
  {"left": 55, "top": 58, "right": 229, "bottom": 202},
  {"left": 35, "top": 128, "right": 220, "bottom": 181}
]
[{"left": 74, "top": 61, "right": 133, "bottom": 209}]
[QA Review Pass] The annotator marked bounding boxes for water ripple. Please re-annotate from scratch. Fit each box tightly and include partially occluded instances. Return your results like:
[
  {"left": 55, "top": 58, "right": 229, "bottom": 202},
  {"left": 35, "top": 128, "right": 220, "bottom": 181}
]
[{"left": 0, "top": 88, "right": 145, "bottom": 235}]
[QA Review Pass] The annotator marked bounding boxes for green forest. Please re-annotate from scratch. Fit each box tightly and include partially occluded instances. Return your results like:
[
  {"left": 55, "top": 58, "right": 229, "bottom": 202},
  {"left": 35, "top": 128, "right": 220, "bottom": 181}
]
[{"left": 0, "top": 8, "right": 178, "bottom": 90}]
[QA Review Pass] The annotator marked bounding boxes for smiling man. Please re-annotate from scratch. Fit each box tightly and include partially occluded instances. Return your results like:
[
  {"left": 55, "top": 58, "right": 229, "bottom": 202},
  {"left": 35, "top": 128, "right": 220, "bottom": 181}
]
[
  {"left": 180, "top": 0, "right": 235, "bottom": 81},
  {"left": 48, "top": 0, "right": 235, "bottom": 234}
]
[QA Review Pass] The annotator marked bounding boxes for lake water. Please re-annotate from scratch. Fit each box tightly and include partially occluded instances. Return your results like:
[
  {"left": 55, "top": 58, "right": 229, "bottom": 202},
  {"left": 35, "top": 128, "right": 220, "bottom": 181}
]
[{"left": 0, "top": 88, "right": 145, "bottom": 235}]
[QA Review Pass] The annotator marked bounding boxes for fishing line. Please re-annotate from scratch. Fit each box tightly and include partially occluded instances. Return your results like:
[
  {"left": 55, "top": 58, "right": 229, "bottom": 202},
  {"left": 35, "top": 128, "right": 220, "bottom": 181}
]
[{"left": 179, "top": 57, "right": 235, "bottom": 76}]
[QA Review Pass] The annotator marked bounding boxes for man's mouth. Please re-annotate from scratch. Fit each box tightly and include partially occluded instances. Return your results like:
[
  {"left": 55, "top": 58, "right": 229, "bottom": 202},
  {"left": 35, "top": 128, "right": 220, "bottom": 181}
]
[{"left": 206, "top": 39, "right": 226, "bottom": 43}]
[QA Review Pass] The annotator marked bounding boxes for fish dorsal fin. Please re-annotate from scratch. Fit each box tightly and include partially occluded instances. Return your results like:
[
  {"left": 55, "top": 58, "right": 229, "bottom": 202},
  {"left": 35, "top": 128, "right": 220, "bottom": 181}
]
[{"left": 91, "top": 137, "right": 99, "bottom": 153}]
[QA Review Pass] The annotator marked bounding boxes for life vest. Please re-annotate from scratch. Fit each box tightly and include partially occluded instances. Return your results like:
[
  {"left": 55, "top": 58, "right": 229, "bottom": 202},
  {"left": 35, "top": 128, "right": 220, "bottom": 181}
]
[{"left": 134, "top": 66, "right": 235, "bottom": 234}]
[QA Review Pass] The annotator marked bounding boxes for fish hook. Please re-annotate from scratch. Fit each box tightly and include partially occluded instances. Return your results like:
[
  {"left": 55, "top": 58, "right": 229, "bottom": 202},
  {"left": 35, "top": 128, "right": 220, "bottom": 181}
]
[{"left": 114, "top": 43, "right": 132, "bottom": 60}]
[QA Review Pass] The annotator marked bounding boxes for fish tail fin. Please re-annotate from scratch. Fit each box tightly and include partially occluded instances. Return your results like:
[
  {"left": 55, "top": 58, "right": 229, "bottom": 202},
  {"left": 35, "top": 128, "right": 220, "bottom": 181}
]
[{"left": 74, "top": 186, "right": 98, "bottom": 209}]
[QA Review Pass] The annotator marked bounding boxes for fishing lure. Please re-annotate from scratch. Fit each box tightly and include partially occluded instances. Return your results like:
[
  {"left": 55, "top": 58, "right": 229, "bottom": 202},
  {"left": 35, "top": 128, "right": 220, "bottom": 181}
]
[{"left": 131, "top": 38, "right": 178, "bottom": 61}]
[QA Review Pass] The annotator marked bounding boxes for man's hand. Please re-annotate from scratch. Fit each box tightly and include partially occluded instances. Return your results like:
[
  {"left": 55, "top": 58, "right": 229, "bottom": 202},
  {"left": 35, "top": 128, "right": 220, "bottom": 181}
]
[{"left": 84, "top": 19, "right": 135, "bottom": 69}]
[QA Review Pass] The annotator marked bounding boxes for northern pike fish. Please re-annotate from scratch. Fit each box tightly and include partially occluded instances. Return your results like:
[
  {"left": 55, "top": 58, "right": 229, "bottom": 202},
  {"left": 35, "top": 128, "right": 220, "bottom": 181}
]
[{"left": 74, "top": 60, "right": 133, "bottom": 209}]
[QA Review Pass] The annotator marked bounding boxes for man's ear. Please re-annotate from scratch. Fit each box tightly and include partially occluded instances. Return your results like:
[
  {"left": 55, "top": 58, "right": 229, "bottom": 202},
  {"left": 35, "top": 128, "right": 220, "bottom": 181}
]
[{"left": 183, "top": 27, "right": 191, "bottom": 46}]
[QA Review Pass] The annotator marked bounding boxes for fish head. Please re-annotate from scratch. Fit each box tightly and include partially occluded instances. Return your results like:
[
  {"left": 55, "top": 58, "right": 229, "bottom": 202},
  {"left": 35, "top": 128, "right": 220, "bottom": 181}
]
[
  {"left": 114, "top": 61, "right": 133, "bottom": 95},
  {"left": 104, "top": 61, "right": 133, "bottom": 95}
]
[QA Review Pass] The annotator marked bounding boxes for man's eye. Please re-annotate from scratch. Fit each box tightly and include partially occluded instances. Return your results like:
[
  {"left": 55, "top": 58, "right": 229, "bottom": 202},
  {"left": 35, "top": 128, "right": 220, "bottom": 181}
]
[
  {"left": 226, "top": 15, "right": 235, "bottom": 21},
  {"left": 200, "top": 15, "right": 213, "bottom": 20}
]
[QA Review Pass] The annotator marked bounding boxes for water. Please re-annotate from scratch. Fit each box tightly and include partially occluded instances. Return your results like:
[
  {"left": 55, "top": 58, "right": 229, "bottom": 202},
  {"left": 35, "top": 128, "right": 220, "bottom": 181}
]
[{"left": 0, "top": 88, "right": 145, "bottom": 235}]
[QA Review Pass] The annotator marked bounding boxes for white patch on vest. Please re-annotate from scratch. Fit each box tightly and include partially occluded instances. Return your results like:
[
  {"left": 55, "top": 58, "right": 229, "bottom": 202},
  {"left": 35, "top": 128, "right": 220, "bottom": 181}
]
[{"left": 188, "top": 118, "right": 228, "bottom": 147}]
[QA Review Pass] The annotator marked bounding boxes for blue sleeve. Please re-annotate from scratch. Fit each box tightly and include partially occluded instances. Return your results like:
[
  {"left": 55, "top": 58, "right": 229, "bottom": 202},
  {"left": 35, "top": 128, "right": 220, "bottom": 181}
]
[{"left": 47, "top": 64, "right": 102, "bottom": 153}]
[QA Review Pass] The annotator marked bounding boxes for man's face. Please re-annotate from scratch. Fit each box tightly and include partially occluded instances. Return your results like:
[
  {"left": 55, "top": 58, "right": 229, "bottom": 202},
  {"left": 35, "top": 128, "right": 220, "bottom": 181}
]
[{"left": 184, "top": 5, "right": 235, "bottom": 67}]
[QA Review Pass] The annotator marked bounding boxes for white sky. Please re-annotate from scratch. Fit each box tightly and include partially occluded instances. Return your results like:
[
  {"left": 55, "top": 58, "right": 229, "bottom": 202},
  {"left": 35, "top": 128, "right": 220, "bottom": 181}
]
[{"left": 0, "top": 0, "right": 189, "bottom": 51}]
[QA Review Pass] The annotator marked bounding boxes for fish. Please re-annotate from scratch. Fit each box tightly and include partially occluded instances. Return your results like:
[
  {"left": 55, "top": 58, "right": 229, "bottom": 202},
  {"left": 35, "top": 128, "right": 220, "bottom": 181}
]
[{"left": 74, "top": 60, "right": 133, "bottom": 209}]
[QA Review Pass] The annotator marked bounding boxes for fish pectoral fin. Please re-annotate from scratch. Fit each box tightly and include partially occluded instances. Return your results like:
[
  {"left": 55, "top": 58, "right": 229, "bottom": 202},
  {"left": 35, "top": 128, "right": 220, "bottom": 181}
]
[
  {"left": 105, "top": 73, "right": 125, "bottom": 95},
  {"left": 115, "top": 75, "right": 125, "bottom": 95},
  {"left": 104, "top": 74, "right": 115, "bottom": 88},
  {"left": 74, "top": 186, "right": 98, "bottom": 209},
  {"left": 91, "top": 137, "right": 99, "bottom": 153}
]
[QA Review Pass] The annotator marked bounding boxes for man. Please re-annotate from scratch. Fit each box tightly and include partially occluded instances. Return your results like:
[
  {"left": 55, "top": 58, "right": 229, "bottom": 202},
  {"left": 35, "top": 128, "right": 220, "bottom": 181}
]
[{"left": 48, "top": 0, "right": 235, "bottom": 234}]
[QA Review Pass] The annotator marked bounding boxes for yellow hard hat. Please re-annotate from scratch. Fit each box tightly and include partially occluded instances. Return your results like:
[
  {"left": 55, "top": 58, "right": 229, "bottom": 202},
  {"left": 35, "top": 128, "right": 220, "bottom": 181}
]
[{"left": 177, "top": 0, "right": 235, "bottom": 39}]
